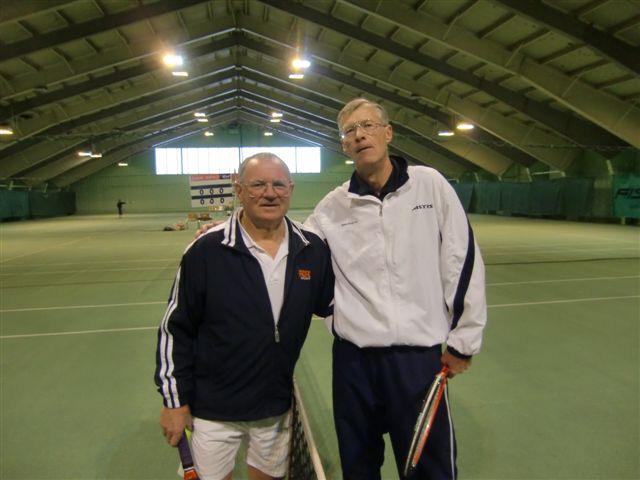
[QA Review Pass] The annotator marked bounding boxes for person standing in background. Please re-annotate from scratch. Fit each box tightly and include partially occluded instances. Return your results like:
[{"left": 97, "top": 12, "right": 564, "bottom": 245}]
[{"left": 116, "top": 199, "right": 126, "bottom": 218}]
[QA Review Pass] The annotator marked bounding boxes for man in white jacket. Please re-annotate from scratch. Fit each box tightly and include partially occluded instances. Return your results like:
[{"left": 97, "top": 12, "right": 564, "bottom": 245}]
[{"left": 304, "top": 98, "right": 487, "bottom": 480}]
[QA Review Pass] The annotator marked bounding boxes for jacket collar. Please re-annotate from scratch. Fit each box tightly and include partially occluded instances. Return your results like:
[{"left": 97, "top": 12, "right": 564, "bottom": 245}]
[
  {"left": 347, "top": 155, "right": 409, "bottom": 200},
  {"left": 221, "top": 208, "right": 310, "bottom": 254}
]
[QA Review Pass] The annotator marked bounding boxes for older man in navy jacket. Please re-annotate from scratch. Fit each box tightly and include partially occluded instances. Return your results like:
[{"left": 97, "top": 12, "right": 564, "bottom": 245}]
[{"left": 155, "top": 153, "right": 334, "bottom": 480}]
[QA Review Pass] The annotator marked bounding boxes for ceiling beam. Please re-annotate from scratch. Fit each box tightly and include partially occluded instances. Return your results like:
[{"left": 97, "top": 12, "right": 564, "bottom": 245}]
[
  {"left": 337, "top": 0, "right": 638, "bottom": 148},
  {"left": 0, "top": 60, "right": 237, "bottom": 161},
  {"left": 52, "top": 112, "right": 239, "bottom": 188},
  {"left": 493, "top": 0, "right": 640, "bottom": 75},
  {"left": 0, "top": 0, "right": 211, "bottom": 63},
  {"left": 0, "top": 73, "right": 239, "bottom": 178},
  {"left": 0, "top": 0, "right": 76, "bottom": 25},
  {"left": 238, "top": 77, "right": 479, "bottom": 173},
  {"left": 24, "top": 103, "right": 238, "bottom": 185},
  {"left": 0, "top": 17, "right": 237, "bottom": 100},
  {"left": 238, "top": 57, "right": 505, "bottom": 175},
  {"left": 0, "top": 35, "right": 239, "bottom": 121},
  {"left": 16, "top": 93, "right": 239, "bottom": 182},
  {"left": 237, "top": 24, "right": 579, "bottom": 168}
]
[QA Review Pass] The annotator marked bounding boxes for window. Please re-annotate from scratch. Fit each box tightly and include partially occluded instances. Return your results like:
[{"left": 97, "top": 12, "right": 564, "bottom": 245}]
[{"left": 155, "top": 146, "right": 321, "bottom": 174}]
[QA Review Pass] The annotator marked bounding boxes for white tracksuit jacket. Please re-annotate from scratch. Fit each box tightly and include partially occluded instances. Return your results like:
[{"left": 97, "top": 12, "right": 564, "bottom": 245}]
[{"left": 304, "top": 160, "right": 487, "bottom": 356}]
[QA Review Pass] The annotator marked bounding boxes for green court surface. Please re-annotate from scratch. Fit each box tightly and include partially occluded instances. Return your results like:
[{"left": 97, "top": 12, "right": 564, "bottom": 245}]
[{"left": 1, "top": 212, "right": 638, "bottom": 479}]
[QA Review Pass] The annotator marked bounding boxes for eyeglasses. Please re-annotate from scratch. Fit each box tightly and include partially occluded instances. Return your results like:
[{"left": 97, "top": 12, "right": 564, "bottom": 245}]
[
  {"left": 241, "top": 180, "right": 292, "bottom": 197},
  {"left": 340, "top": 120, "right": 387, "bottom": 140}
]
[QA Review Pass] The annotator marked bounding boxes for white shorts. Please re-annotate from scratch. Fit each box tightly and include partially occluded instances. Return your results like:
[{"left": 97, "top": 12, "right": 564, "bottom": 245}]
[{"left": 189, "top": 411, "right": 292, "bottom": 480}]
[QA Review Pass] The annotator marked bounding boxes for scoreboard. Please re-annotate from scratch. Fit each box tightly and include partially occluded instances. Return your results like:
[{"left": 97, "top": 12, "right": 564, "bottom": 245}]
[{"left": 189, "top": 174, "right": 236, "bottom": 208}]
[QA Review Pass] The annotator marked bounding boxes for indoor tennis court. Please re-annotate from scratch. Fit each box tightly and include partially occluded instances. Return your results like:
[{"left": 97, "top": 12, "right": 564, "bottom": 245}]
[
  {"left": 1, "top": 211, "right": 638, "bottom": 479},
  {"left": 2, "top": 1, "right": 640, "bottom": 479}
]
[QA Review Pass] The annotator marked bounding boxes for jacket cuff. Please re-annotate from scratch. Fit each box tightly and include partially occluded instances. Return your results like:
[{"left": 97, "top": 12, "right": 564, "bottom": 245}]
[{"left": 446, "top": 346, "right": 472, "bottom": 360}]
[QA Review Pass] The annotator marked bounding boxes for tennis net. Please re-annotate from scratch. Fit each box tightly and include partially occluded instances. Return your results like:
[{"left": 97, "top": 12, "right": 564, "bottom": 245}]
[{"left": 288, "top": 379, "right": 326, "bottom": 480}]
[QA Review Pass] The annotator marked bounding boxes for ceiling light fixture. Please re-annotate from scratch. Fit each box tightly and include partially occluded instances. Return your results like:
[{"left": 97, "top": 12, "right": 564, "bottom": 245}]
[
  {"left": 171, "top": 71, "right": 189, "bottom": 77},
  {"left": 345, "top": 160, "right": 354, "bottom": 165},
  {"left": 437, "top": 130, "right": 455, "bottom": 137},
  {"left": 456, "top": 122, "right": 474, "bottom": 131},
  {"left": 117, "top": 162, "right": 128, "bottom": 167},
  {"left": 0, "top": 126, "right": 14, "bottom": 135},
  {"left": 271, "top": 112, "right": 283, "bottom": 118},
  {"left": 194, "top": 112, "right": 206, "bottom": 117},
  {"left": 288, "top": 73, "right": 304, "bottom": 80},
  {"left": 269, "top": 118, "right": 281, "bottom": 123},
  {"left": 264, "top": 132, "right": 274, "bottom": 136},
  {"left": 163, "top": 54, "right": 183, "bottom": 67},
  {"left": 292, "top": 58, "right": 311, "bottom": 69},
  {"left": 78, "top": 150, "right": 102, "bottom": 158},
  {"left": 204, "top": 131, "right": 214, "bottom": 137},
  {"left": 197, "top": 118, "right": 209, "bottom": 123}
]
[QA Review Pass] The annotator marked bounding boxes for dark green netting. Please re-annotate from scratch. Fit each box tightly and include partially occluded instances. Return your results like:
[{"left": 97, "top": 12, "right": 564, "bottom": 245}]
[
  {"left": 561, "top": 178, "right": 593, "bottom": 218},
  {"left": 452, "top": 183, "right": 473, "bottom": 212},
  {"left": 473, "top": 182, "right": 501, "bottom": 212},
  {"left": 530, "top": 181, "right": 563, "bottom": 216},
  {"left": 500, "top": 182, "right": 531, "bottom": 215},
  {"left": 28, "top": 191, "right": 76, "bottom": 217},
  {"left": 0, "top": 190, "right": 29, "bottom": 220}
]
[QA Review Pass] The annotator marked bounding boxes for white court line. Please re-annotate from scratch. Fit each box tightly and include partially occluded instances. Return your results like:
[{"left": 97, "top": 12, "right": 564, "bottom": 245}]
[
  {"left": 489, "top": 295, "right": 639, "bottom": 308},
  {"left": 0, "top": 326, "right": 156, "bottom": 339},
  {"left": 487, "top": 275, "right": 640, "bottom": 286},
  {"left": 2, "top": 295, "right": 639, "bottom": 339},
  {"left": 1, "top": 301, "right": 165, "bottom": 313},
  {"left": 484, "top": 246, "right": 639, "bottom": 257},
  {"left": 0, "top": 266, "right": 172, "bottom": 276},
  {"left": 0, "top": 258, "right": 177, "bottom": 268},
  {"left": 0, "top": 237, "right": 92, "bottom": 264},
  {"left": 481, "top": 241, "right": 639, "bottom": 250}
]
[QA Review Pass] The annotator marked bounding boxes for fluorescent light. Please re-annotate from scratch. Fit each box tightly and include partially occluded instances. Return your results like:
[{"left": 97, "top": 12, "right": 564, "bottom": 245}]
[
  {"left": 269, "top": 118, "right": 281, "bottom": 123},
  {"left": 0, "top": 127, "right": 13, "bottom": 135},
  {"left": 204, "top": 131, "right": 214, "bottom": 137},
  {"left": 264, "top": 132, "right": 273, "bottom": 136},
  {"left": 78, "top": 151, "right": 102, "bottom": 158},
  {"left": 288, "top": 73, "right": 304, "bottom": 79},
  {"left": 292, "top": 58, "right": 311, "bottom": 69},
  {"left": 194, "top": 112, "right": 206, "bottom": 117},
  {"left": 117, "top": 162, "right": 128, "bottom": 167},
  {"left": 456, "top": 122, "right": 474, "bottom": 130},
  {"left": 437, "top": 130, "right": 455, "bottom": 137},
  {"left": 345, "top": 160, "right": 354, "bottom": 165},
  {"left": 271, "top": 112, "right": 283, "bottom": 118},
  {"left": 171, "top": 71, "right": 189, "bottom": 77},
  {"left": 197, "top": 118, "right": 209, "bottom": 123},
  {"left": 163, "top": 54, "right": 183, "bottom": 67}
]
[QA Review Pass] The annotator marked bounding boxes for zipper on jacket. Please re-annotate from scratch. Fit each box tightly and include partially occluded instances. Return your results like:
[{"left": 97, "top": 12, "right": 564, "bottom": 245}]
[{"left": 275, "top": 324, "right": 280, "bottom": 343}]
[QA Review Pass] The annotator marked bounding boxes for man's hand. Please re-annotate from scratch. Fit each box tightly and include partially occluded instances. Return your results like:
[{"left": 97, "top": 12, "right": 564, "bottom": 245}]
[
  {"left": 159, "top": 405, "right": 192, "bottom": 446},
  {"left": 194, "top": 221, "right": 222, "bottom": 238},
  {"left": 441, "top": 350, "right": 471, "bottom": 378}
]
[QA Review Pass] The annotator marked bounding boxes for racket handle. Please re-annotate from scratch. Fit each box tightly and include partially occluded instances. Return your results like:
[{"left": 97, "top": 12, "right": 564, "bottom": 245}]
[{"left": 177, "top": 433, "right": 200, "bottom": 480}]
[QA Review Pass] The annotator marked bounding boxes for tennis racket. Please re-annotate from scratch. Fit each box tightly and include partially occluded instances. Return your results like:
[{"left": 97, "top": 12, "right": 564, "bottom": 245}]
[
  {"left": 403, "top": 365, "right": 449, "bottom": 478},
  {"left": 177, "top": 431, "right": 200, "bottom": 480}
]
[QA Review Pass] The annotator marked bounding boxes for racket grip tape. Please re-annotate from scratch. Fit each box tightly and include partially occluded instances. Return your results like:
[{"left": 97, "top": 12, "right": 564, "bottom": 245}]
[{"left": 177, "top": 432, "right": 200, "bottom": 480}]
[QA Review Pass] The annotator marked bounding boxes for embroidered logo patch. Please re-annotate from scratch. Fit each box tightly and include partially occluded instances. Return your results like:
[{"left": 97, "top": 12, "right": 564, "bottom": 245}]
[{"left": 298, "top": 269, "right": 311, "bottom": 280}]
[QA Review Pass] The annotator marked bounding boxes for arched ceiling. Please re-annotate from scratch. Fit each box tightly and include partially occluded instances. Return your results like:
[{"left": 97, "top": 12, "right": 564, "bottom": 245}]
[{"left": 0, "top": 0, "right": 638, "bottom": 188}]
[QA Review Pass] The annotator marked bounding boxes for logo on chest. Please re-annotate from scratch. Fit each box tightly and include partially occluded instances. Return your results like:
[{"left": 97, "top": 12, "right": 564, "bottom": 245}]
[
  {"left": 412, "top": 204, "right": 433, "bottom": 211},
  {"left": 298, "top": 269, "right": 311, "bottom": 280}
]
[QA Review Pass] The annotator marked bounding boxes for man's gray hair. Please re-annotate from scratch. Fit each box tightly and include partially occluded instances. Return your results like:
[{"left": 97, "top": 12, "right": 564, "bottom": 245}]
[
  {"left": 238, "top": 152, "right": 292, "bottom": 181},
  {"left": 337, "top": 98, "right": 389, "bottom": 130}
]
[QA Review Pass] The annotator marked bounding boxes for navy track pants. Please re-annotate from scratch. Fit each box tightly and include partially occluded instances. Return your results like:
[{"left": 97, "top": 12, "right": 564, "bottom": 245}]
[{"left": 332, "top": 338, "right": 457, "bottom": 480}]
